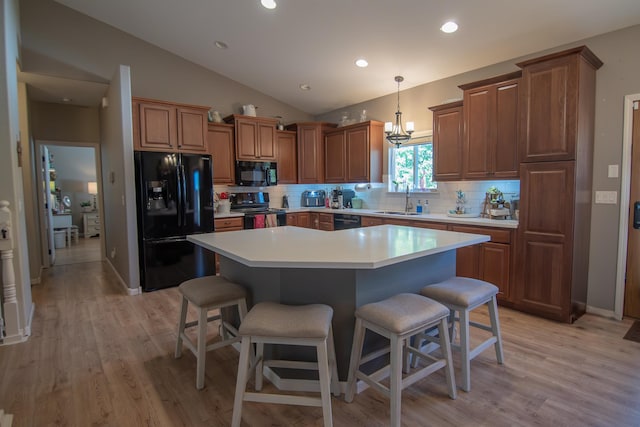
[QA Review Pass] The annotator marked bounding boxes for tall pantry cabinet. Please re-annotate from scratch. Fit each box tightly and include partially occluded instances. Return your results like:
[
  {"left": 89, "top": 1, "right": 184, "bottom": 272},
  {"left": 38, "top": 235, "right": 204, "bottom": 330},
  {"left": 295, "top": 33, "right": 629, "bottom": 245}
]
[{"left": 515, "top": 46, "right": 603, "bottom": 323}]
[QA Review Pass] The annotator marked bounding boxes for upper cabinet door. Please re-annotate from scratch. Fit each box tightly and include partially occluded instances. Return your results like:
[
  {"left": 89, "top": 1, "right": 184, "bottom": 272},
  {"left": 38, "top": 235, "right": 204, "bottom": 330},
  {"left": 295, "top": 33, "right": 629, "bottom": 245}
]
[
  {"left": 463, "top": 87, "right": 492, "bottom": 179},
  {"left": 493, "top": 80, "right": 519, "bottom": 178},
  {"left": 519, "top": 56, "right": 577, "bottom": 162},
  {"left": 257, "top": 121, "right": 276, "bottom": 160},
  {"left": 208, "top": 123, "right": 235, "bottom": 184},
  {"left": 227, "top": 115, "right": 278, "bottom": 161},
  {"left": 431, "top": 101, "right": 464, "bottom": 181},
  {"left": 324, "top": 131, "right": 346, "bottom": 183},
  {"left": 345, "top": 125, "right": 369, "bottom": 182},
  {"left": 138, "top": 102, "right": 177, "bottom": 150},
  {"left": 133, "top": 98, "right": 211, "bottom": 153},
  {"left": 177, "top": 106, "right": 208, "bottom": 152},
  {"left": 460, "top": 71, "right": 520, "bottom": 180},
  {"left": 276, "top": 130, "right": 297, "bottom": 184}
]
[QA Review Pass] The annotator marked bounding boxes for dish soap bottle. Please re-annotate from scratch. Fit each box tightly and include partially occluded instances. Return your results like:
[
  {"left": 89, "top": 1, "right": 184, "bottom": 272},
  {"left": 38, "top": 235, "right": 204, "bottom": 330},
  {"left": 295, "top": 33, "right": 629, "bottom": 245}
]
[
  {"left": 423, "top": 200, "right": 430, "bottom": 214},
  {"left": 416, "top": 200, "right": 423, "bottom": 214}
]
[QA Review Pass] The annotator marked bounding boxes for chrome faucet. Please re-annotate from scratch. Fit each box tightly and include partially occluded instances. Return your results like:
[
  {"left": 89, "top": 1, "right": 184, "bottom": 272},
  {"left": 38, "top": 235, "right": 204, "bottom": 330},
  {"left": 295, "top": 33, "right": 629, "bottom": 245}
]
[{"left": 405, "top": 185, "right": 413, "bottom": 213}]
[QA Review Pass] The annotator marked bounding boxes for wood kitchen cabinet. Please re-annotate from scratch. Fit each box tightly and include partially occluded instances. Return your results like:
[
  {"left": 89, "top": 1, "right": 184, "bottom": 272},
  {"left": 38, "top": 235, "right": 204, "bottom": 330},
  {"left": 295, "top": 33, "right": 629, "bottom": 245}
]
[
  {"left": 224, "top": 114, "right": 278, "bottom": 161},
  {"left": 132, "top": 97, "right": 209, "bottom": 153},
  {"left": 459, "top": 71, "right": 520, "bottom": 179},
  {"left": 517, "top": 47, "right": 603, "bottom": 163},
  {"left": 360, "top": 216, "right": 384, "bottom": 227},
  {"left": 430, "top": 101, "right": 464, "bottom": 181},
  {"left": 276, "top": 130, "right": 298, "bottom": 184},
  {"left": 207, "top": 123, "right": 235, "bottom": 184},
  {"left": 286, "top": 212, "right": 311, "bottom": 228},
  {"left": 310, "top": 212, "right": 320, "bottom": 229},
  {"left": 213, "top": 217, "right": 244, "bottom": 272},
  {"left": 286, "top": 122, "right": 337, "bottom": 184},
  {"left": 449, "top": 225, "right": 513, "bottom": 303},
  {"left": 514, "top": 46, "right": 602, "bottom": 322},
  {"left": 324, "top": 121, "right": 384, "bottom": 183},
  {"left": 318, "top": 213, "right": 334, "bottom": 231}
]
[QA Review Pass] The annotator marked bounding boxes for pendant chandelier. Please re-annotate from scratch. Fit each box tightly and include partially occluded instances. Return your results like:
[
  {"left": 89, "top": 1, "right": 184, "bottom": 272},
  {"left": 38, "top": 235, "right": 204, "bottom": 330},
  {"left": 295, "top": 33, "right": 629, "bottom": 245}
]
[{"left": 385, "top": 76, "right": 414, "bottom": 148}]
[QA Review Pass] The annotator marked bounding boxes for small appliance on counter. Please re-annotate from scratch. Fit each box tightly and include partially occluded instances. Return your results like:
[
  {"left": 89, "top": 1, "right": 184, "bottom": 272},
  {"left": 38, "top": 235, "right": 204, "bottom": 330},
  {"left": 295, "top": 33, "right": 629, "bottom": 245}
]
[
  {"left": 330, "top": 187, "right": 355, "bottom": 209},
  {"left": 301, "top": 190, "right": 326, "bottom": 207}
]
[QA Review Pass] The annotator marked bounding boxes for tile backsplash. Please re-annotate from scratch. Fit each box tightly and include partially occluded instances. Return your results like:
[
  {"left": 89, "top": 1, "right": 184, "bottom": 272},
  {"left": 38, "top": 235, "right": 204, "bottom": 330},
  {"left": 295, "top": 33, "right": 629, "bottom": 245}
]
[{"left": 215, "top": 178, "right": 520, "bottom": 214}]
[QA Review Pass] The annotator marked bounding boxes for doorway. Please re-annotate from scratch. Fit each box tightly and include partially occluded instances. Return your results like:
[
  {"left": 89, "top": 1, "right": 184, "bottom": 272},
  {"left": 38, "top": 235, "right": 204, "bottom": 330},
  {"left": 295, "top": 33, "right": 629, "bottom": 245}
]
[
  {"left": 36, "top": 141, "right": 104, "bottom": 266},
  {"left": 615, "top": 94, "right": 640, "bottom": 319}
]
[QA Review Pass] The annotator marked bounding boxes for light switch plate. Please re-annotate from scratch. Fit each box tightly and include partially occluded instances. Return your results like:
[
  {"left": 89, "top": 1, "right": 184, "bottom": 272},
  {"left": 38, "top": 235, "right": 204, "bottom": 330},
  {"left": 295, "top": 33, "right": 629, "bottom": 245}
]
[{"left": 608, "top": 164, "right": 619, "bottom": 178}]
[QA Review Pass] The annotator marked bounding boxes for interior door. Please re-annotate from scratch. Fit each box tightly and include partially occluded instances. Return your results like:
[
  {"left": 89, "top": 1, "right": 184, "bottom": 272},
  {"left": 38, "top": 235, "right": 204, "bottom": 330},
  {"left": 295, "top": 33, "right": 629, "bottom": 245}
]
[
  {"left": 624, "top": 101, "right": 640, "bottom": 318},
  {"left": 41, "top": 145, "right": 55, "bottom": 265}
]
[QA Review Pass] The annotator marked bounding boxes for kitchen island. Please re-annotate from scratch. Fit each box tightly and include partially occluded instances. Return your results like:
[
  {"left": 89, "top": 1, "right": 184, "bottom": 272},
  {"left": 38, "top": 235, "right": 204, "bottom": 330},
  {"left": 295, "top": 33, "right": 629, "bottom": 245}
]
[{"left": 188, "top": 225, "right": 488, "bottom": 383}]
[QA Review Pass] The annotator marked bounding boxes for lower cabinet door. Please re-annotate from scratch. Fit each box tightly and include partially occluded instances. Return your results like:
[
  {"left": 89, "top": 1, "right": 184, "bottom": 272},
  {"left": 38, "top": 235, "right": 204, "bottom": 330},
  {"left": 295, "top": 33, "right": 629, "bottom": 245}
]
[{"left": 480, "top": 242, "right": 511, "bottom": 301}]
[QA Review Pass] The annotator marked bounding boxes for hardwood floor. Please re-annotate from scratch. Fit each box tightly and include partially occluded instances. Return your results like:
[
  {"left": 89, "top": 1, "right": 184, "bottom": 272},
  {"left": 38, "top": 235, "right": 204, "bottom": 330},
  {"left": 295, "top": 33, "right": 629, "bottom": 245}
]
[
  {"left": 54, "top": 236, "right": 102, "bottom": 265},
  {"left": 1, "top": 261, "right": 639, "bottom": 426}
]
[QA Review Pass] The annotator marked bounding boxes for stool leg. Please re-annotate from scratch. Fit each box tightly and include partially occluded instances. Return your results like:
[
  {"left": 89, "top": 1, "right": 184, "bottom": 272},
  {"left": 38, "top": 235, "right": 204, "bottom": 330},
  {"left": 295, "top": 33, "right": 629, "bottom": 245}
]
[
  {"left": 438, "top": 318, "right": 457, "bottom": 400},
  {"left": 196, "top": 306, "right": 208, "bottom": 390},
  {"left": 327, "top": 326, "right": 341, "bottom": 397},
  {"left": 255, "top": 342, "right": 265, "bottom": 391},
  {"left": 459, "top": 309, "right": 471, "bottom": 392},
  {"left": 389, "top": 334, "right": 403, "bottom": 427},
  {"left": 488, "top": 296, "right": 504, "bottom": 364},
  {"left": 316, "top": 340, "right": 334, "bottom": 427},
  {"left": 175, "top": 297, "right": 188, "bottom": 358},
  {"left": 232, "top": 337, "right": 252, "bottom": 427},
  {"left": 345, "top": 318, "right": 365, "bottom": 403}
]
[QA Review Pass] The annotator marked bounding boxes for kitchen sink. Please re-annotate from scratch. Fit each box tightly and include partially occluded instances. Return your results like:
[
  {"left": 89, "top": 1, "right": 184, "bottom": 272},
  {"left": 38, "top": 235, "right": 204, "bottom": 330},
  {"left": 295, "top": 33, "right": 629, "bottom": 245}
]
[{"left": 374, "top": 211, "right": 420, "bottom": 216}]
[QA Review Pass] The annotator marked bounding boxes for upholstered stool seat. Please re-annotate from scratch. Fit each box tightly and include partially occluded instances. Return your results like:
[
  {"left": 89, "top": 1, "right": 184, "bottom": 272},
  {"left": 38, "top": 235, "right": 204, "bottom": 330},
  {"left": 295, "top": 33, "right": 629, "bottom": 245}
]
[
  {"left": 345, "top": 293, "right": 456, "bottom": 427},
  {"left": 232, "top": 302, "right": 340, "bottom": 427},
  {"left": 175, "top": 275, "right": 248, "bottom": 390},
  {"left": 420, "top": 277, "right": 504, "bottom": 392}
]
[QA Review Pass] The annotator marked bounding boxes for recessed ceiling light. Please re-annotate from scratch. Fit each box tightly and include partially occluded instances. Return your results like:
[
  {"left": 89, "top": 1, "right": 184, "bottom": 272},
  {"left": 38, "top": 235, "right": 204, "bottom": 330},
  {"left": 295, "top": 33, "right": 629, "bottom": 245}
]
[
  {"left": 261, "top": 0, "right": 277, "bottom": 9},
  {"left": 440, "top": 21, "right": 458, "bottom": 33},
  {"left": 355, "top": 58, "right": 369, "bottom": 68},
  {"left": 214, "top": 40, "right": 228, "bottom": 49},
  {"left": 299, "top": 84, "right": 311, "bottom": 91}
]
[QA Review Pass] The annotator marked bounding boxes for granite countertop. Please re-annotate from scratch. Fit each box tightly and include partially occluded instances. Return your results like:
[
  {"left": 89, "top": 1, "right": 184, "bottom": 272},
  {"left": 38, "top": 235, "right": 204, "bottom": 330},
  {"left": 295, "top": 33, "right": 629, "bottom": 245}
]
[{"left": 188, "top": 225, "right": 489, "bottom": 269}]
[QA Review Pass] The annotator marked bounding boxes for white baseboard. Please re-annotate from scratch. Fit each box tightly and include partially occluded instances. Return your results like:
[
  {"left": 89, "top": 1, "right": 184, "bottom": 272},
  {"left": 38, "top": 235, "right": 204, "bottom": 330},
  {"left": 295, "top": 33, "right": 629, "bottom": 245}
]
[
  {"left": 586, "top": 305, "right": 617, "bottom": 320},
  {"left": 105, "top": 259, "right": 141, "bottom": 295}
]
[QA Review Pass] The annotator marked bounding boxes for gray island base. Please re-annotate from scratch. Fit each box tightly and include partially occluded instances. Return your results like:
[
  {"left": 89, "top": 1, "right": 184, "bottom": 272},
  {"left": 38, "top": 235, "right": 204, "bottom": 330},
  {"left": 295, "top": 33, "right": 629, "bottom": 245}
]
[{"left": 188, "top": 225, "right": 489, "bottom": 385}]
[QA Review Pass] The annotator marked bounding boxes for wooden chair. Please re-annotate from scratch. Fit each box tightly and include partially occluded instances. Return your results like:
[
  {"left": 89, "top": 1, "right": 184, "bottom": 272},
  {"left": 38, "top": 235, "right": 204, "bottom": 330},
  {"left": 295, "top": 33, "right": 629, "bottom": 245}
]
[{"left": 175, "top": 275, "right": 248, "bottom": 390}]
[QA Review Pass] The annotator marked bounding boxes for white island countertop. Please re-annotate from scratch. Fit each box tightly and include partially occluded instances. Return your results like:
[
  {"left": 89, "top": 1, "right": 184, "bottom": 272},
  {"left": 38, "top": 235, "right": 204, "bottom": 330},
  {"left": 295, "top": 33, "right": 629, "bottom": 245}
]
[{"left": 188, "top": 225, "right": 489, "bottom": 269}]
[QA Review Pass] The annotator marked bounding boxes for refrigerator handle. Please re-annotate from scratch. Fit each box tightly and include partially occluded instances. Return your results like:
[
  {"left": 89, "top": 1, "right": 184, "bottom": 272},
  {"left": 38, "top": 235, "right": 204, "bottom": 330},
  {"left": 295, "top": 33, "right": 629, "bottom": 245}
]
[
  {"left": 180, "top": 164, "right": 187, "bottom": 227},
  {"left": 176, "top": 164, "right": 183, "bottom": 228}
]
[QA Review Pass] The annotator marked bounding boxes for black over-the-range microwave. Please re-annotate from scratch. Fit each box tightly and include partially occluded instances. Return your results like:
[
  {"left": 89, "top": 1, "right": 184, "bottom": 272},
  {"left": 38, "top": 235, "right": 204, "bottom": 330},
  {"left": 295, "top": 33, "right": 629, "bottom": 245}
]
[{"left": 235, "top": 161, "right": 277, "bottom": 186}]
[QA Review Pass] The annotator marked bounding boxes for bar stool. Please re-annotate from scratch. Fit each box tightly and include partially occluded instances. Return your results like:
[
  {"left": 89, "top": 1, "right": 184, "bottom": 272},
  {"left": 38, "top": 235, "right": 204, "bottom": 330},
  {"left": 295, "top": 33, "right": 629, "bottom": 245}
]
[
  {"left": 232, "top": 302, "right": 340, "bottom": 427},
  {"left": 175, "top": 275, "right": 248, "bottom": 390},
  {"left": 345, "top": 293, "right": 456, "bottom": 427},
  {"left": 420, "top": 277, "right": 504, "bottom": 392},
  {"left": 69, "top": 225, "right": 79, "bottom": 244}
]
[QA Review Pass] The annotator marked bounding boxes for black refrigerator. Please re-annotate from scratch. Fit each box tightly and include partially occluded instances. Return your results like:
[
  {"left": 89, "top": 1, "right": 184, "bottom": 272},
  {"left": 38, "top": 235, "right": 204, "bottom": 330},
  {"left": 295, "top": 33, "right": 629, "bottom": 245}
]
[{"left": 134, "top": 151, "right": 216, "bottom": 291}]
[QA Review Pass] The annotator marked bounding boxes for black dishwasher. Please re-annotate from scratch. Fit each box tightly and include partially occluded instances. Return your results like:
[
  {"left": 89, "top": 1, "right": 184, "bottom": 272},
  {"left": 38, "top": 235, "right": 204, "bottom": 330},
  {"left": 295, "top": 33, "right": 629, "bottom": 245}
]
[{"left": 333, "top": 213, "right": 361, "bottom": 230}]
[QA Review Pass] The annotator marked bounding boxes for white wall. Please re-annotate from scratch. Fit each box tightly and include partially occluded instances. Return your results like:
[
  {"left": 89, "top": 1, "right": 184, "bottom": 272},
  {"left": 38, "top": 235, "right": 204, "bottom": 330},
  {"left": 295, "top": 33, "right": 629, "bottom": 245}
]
[
  {"left": 0, "top": 0, "right": 33, "bottom": 340},
  {"left": 100, "top": 65, "right": 139, "bottom": 292}
]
